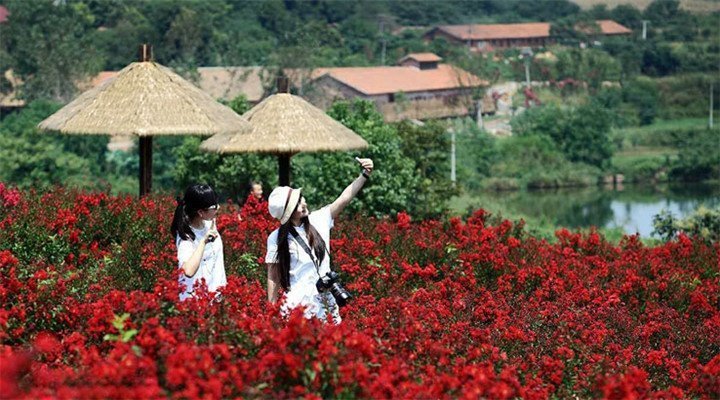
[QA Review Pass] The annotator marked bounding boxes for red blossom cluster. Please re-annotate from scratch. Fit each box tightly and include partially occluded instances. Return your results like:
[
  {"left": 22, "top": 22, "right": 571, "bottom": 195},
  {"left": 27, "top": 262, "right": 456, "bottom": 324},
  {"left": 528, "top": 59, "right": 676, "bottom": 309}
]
[{"left": 0, "top": 186, "right": 718, "bottom": 398}]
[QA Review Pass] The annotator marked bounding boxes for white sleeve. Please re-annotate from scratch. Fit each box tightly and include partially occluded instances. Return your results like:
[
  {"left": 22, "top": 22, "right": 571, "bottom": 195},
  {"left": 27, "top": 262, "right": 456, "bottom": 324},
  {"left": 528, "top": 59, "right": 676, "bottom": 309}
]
[
  {"left": 177, "top": 239, "right": 195, "bottom": 268},
  {"left": 265, "top": 230, "right": 279, "bottom": 263},
  {"left": 314, "top": 206, "right": 334, "bottom": 230}
]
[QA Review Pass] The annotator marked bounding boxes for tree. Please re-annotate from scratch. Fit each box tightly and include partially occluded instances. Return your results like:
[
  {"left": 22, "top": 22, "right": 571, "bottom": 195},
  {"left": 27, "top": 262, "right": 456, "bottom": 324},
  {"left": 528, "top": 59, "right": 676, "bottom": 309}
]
[
  {"left": 609, "top": 4, "right": 643, "bottom": 31},
  {"left": 622, "top": 77, "right": 659, "bottom": 125},
  {"left": 512, "top": 103, "right": 613, "bottom": 168},
  {"left": 0, "top": 101, "right": 108, "bottom": 189},
  {"left": 1, "top": 0, "right": 103, "bottom": 102},
  {"left": 396, "top": 120, "right": 458, "bottom": 216}
]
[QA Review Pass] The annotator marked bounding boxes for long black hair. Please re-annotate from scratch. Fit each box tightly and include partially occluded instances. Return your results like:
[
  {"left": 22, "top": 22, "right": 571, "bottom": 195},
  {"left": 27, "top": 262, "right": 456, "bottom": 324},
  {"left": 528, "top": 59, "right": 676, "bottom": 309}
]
[
  {"left": 171, "top": 184, "right": 219, "bottom": 241},
  {"left": 274, "top": 202, "right": 327, "bottom": 291}
]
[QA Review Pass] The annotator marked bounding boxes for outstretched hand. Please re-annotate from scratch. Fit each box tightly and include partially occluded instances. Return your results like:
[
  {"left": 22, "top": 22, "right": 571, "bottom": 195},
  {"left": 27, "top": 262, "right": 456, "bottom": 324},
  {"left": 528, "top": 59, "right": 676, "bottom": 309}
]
[{"left": 355, "top": 157, "right": 374, "bottom": 174}]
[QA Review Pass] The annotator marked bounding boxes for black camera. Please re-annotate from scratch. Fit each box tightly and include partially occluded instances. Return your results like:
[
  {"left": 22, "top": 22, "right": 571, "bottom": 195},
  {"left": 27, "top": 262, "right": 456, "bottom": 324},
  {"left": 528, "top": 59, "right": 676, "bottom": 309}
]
[{"left": 316, "top": 271, "right": 352, "bottom": 307}]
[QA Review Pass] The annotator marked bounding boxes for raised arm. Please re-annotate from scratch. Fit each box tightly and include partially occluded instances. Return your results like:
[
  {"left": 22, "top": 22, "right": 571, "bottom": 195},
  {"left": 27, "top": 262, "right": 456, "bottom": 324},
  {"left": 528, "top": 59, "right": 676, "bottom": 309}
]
[{"left": 329, "top": 158, "right": 374, "bottom": 220}]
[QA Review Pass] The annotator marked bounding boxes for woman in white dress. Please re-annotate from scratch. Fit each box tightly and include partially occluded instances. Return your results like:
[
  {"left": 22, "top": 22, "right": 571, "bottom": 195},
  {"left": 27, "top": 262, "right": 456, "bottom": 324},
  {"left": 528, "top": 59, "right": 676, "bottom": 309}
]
[
  {"left": 265, "top": 158, "right": 374, "bottom": 324},
  {"left": 170, "top": 184, "right": 226, "bottom": 301}
]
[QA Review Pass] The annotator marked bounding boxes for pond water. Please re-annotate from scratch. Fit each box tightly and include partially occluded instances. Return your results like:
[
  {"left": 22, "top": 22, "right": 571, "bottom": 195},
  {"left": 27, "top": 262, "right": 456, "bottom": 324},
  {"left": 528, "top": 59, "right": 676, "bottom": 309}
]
[{"left": 452, "top": 182, "right": 720, "bottom": 237}]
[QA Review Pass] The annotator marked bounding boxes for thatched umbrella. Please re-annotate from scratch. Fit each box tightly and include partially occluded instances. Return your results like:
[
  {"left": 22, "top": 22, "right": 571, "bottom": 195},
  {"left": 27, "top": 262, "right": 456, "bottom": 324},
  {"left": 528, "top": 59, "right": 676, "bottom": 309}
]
[
  {"left": 38, "top": 45, "right": 251, "bottom": 196},
  {"left": 200, "top": 91, "right": 368, "bottom": 186}
]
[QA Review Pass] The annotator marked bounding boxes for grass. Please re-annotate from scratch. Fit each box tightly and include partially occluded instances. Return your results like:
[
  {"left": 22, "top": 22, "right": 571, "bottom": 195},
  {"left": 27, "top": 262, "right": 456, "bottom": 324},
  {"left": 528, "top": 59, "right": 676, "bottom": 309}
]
[{"left": 614, "top": 118, "right": 710, "bottom": 136}]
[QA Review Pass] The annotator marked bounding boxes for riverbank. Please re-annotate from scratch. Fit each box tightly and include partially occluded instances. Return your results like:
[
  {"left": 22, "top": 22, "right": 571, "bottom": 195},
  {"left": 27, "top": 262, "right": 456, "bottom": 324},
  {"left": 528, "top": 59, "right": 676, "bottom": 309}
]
[{"left": 449, "top": 181, "right": 720, "bottom": 243}]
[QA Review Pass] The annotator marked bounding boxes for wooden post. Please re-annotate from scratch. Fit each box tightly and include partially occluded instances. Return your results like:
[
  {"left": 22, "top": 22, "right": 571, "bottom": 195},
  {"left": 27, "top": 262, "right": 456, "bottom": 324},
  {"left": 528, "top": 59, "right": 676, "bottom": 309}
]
[
  {"left": 139, "top": 136, "right": 152, "bottom": 197},
  {"left": 138, "top": 43, "right": 152, "bottom": 62},
  {"left": 138, "top": 44, "right": 153, "bottom": 197},
  {"left": 278, "top": 154, "right": 291, "bottom": 186},
  {"left": 277, "top": 76, "right": 289, "bottom": 93}
]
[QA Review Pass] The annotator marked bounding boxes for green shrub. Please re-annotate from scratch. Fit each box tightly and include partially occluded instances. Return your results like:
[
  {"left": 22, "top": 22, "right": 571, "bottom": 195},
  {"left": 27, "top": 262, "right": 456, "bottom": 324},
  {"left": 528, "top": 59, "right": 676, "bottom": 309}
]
[
  {"left": 511, "top": 103, "right": 613, "bottom": 169},
  {"left": 481, "top": 177, "right": 521, "bottom": 191},
  {"left": 617, "top": 157, "right": 667, "bottom": 182},
  {"left": 622, "top": 77, "right": 659, "bottom": 126},
  {"left": 655, "top": 73, "right": 720, "bottom": 119},
  {"left": 669, "top": 128, "right": 720, "bottom": 181},
  {"left": 653, "top": 206, "right": 720, "bottom": 242}
]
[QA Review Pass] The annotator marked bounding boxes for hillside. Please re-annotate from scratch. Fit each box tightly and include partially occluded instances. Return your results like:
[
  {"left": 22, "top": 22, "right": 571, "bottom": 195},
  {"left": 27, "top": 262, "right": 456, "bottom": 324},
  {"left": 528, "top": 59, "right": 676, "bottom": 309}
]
[{"left": 572, "top": 0, "right": 720, "bottom": 12}]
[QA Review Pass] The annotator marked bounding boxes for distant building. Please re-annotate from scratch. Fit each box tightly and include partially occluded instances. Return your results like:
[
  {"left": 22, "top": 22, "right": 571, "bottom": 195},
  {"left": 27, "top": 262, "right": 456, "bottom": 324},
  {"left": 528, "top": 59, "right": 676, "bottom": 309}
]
[
  {"left": 0, "top": 70, "right": 24, "bottom": 118},
  {"left": 87, "top": 67, "right": 271, "bottom": 104},
  {"left": 305, "top": 53, "right": 487, "bottom": 122},
  {"left": 424, "top": 20, "right": 631, "bottom": 51},
  {"left": 87, "top": 53, "right": 487, "bottom": 123}
]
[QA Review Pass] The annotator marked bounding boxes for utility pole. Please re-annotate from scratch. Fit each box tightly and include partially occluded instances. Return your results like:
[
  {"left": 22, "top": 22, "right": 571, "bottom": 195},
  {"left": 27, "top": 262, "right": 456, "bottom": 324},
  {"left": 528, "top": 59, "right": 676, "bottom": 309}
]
[
  {"left": 642, "top": 20, "right": 649, "bottom": 40},
  {"left": 710, "top": 83, "right": 714, "bottom": 129},
  {"left": 379, "top": 20, "right": 386, "bottom": 66}
]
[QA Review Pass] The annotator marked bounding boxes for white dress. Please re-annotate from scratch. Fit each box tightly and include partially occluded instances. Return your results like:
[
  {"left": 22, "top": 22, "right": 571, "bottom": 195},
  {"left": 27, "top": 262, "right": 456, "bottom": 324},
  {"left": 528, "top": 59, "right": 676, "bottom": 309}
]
[
  {"left": 265, "top": 206, "right": 341, "bottom": 323},
  {"left": 176, "top": 220, "right": 226, "bottom": 301}
]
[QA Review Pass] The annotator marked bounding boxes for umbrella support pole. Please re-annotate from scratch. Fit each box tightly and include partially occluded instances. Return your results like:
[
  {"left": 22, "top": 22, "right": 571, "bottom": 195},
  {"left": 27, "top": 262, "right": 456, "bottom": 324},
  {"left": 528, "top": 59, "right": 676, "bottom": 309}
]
[
  {"left": 139, "top": 136, "right": 152, "bottom": 196},
  {"left": 278, "top": 154, "right": 291, "bottom": 186}
]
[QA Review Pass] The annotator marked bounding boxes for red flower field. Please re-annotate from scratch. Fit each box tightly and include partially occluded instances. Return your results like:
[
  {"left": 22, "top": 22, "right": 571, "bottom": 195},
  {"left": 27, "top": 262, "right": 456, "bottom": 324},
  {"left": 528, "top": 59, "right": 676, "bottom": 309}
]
[{"left": 0, "top": 183, "right": 718, "bottom": 399}]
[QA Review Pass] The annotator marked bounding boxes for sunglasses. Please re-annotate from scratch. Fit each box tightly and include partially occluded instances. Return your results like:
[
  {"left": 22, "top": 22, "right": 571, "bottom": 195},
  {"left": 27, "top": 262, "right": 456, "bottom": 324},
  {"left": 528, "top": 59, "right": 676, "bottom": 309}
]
[{"left": 205, "top": 204, "right": 220, "bottom": 211}]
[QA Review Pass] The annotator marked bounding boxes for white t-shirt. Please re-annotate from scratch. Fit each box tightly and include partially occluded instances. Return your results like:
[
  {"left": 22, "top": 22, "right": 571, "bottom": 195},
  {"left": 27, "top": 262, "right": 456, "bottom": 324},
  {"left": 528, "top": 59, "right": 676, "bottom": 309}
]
[
  {"left": 176, "top": 219, "right": 226, "bottom": 301},
  {"left": 265, "top": 206, "right": 340, "bottom": 323}
]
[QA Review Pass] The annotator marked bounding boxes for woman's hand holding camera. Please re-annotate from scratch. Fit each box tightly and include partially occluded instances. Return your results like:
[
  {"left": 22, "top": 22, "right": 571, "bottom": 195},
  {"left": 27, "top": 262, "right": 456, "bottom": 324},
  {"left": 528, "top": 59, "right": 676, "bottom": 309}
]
[{"left": 355, "top": 157, "right": 374, "bottom": 178}]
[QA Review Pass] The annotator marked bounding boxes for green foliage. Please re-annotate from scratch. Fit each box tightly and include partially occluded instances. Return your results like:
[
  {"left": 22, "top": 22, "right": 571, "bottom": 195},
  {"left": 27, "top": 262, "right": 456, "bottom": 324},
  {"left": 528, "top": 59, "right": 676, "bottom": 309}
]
[
  {"left": 224, "top": 94, "right": 252, "bottom": 115},
  {"left": 1, "top": 0, "right": 103, "bottom": 102},
  {"left": 0, "top": 100, "right": 109, "bottom": 189},
  {"left": 614, "top": 156, "right": 668, "bottom": 183},
  {"left": 103, "top": 313, "right": 139, "bottom": 343},
  {"left": 641, "top": 41, "right": 680, "bottom": 77},
  {"left": 622, "top": 77, "right": 659, "bottom": 125},
  {"left": 454, "top": 118, "right": 499, "bottom": 191},
  {"left": 653, "top": 206, "right": 720, "bottom": 242},
  {"left": 396, "top": 120, "right": 458, "bottom": 216},
  {"left": 295, "top": 99, "right": 421, "bottom": 217},
  {"left": 669, "top": 128, "right": 720, "bottom": 181},
  {"left": 489, "top": 134, "right": 600, "bottom": 189},
  {"left": 654, "top": 74, "right": 720, "bottom": 119},
  {"left": 172, "top": 137, "right": 277, "bottom": 202},
  {"left": 511, "top": 103, "right": 613, "bottom": 168},
  {"left": 548, "top": 47, "right": 622, "bottom": 91}
]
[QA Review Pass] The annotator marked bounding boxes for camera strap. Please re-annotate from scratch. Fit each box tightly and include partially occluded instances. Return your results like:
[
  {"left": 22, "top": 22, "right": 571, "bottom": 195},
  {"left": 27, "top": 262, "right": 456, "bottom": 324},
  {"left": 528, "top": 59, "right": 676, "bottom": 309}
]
[{"left": 288, "top": 227, "right": 328, "bottom": 275}]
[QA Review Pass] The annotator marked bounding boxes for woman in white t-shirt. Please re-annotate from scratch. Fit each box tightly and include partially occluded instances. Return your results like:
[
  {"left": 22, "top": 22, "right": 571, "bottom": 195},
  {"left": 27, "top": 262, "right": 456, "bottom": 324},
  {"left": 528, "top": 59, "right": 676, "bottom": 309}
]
[
  {"left": 170, "top": 184, "right": 226, "bottom": 301},
  {"left": 265, "top": 158, "right": 374, "bottom": 324}
]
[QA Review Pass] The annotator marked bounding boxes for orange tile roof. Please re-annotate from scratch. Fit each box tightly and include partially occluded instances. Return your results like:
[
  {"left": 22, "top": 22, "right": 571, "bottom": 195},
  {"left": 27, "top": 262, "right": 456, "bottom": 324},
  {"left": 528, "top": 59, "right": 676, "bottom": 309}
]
[
  {"left": 438, "top": 23, "right": 551, "bottom": 41},
  {"left": 316, "top": 64, "right": 487, "bottom": 96},
  {"left": 436, "top": 20, "right": 630, "bottom": 40},
  {"left": 595, "top": 20, "right": 632, "bottom": 35},
  {"left": 399, "top": 53, "right": 443, "bottom": 63}
]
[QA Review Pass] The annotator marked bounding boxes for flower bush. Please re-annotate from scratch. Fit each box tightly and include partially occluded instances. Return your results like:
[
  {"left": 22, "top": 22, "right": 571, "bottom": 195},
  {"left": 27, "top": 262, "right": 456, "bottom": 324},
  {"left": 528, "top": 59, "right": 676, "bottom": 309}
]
[{"left": 0, "top": 183, "right": 718, "bottom": 398}]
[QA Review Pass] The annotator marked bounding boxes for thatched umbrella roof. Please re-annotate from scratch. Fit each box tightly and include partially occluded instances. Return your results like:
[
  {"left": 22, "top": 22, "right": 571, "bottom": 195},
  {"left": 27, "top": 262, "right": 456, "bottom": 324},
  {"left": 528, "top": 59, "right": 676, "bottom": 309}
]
[
  {"left": 38, "top": 47, "right": 251, "bottom": 196},
  {"left": 38, "top": 62, "right": 251, "bottom": 136},
  {"left": 200, "top": 93, "right": 368, "bottom": 186},
  {"left": 199, "top": 93, "right": 367, "bottom": 154}
]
